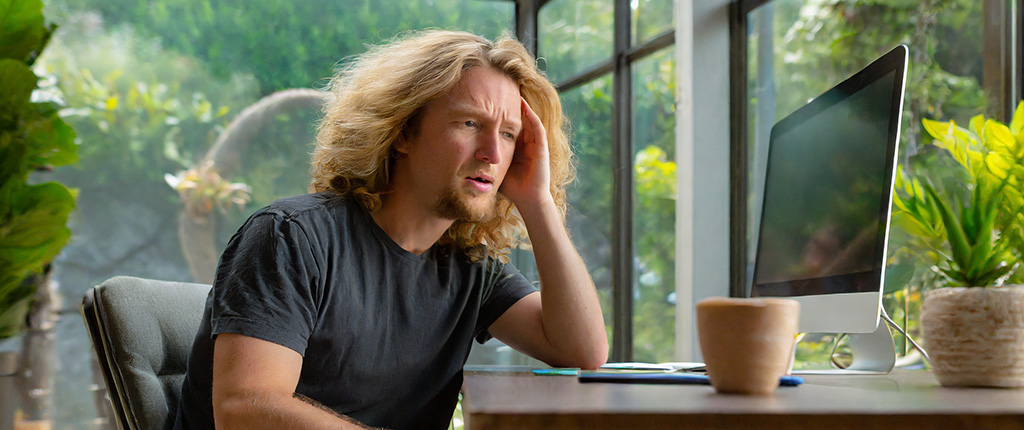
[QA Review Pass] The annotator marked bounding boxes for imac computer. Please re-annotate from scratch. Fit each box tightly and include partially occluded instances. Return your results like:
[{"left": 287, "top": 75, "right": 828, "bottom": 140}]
[{"left": 750, "top": 45, "right": 908, "bottom": 374}]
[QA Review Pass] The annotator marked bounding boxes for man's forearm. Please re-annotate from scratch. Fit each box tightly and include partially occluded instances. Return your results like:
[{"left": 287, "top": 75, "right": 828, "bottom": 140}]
[
  {"left": 519, "top": 199, "right": 609, "bottom": 369},
  {"left": 215, "top": 391, "right": 381, "bottom": 430}
]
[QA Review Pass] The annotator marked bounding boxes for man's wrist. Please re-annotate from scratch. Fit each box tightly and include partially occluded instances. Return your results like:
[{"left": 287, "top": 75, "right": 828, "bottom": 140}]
[{"left": 514, "top": 196, "right": 558, "bottom": 220}]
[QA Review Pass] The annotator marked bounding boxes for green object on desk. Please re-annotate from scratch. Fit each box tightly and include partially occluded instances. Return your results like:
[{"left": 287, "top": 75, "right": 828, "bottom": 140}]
[{"left": 532, "top": 368, "right": 581, "bottom": 376}]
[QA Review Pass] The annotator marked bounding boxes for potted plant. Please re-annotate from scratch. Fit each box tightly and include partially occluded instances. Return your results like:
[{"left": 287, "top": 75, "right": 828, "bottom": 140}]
[
  {"left": 893, "top": 101, "right": 1024, "bottom": 388},
  {"left": 0, "top": 0, "right": 78, "bottom": 426}
]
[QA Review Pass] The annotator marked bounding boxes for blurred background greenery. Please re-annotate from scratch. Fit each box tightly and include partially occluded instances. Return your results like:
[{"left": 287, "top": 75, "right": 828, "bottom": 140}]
[{"left": 9, "top": 0, "right": 1005, "bottom": 427}]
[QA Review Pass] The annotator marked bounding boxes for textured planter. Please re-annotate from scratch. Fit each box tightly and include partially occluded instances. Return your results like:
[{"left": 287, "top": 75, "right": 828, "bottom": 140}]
[{"left": 921, "top": 286, "right": 1024, "bottom": 388}]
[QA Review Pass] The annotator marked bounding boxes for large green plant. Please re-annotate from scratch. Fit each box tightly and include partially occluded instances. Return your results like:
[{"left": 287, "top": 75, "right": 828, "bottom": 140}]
[
  {"left": 893, "top": 101, "right": 1024, "bottom": 287},
  {"left": 0, "top": 0, "right": 78, "bottom": 338}
]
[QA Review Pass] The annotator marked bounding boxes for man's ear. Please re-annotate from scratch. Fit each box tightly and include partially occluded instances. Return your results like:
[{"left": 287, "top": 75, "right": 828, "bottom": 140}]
[
  {"left": 393, "top": 136, "right": 411, "bottom": 155},
  {"left": 395, "top": 111, "right": 422, "bottom": 156}
]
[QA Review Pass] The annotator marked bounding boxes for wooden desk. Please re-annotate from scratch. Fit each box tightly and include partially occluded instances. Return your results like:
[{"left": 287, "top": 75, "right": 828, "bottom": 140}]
[{"left": 461, "top": 369, "right": 1024, "bottom": 429}]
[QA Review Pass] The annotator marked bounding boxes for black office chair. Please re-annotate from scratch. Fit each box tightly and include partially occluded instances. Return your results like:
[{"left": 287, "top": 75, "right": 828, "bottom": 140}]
[{"left": 81, "top": 276, "right": 210, "bottom": 430}]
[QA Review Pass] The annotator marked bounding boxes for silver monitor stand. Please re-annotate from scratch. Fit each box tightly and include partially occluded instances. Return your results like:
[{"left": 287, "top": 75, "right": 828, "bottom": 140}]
[{"left": 793, "top": 316, "right": 897, "bottom": 375}]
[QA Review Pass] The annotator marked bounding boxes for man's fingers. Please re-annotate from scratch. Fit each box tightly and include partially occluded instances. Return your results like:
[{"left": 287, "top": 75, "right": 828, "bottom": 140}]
[{"left": 521, "top": 98, "right": 546, "bottom": 142}]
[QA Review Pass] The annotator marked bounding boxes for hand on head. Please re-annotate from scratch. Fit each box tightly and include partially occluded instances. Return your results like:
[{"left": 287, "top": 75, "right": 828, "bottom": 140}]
[{"left": 499, "top": 98, "right": 554, "bottom": 208}]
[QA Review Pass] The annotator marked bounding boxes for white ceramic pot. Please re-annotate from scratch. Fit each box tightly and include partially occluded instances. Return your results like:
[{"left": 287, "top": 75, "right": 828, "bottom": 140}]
[{"left": 921, "top": 286, "right": 1024, "bottom": 388}]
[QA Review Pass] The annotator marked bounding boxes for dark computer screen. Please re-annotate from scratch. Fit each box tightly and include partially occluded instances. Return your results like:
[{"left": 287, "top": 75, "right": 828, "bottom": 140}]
[{"left": 753, "top": 50, "right": 904, "bottom": 298}]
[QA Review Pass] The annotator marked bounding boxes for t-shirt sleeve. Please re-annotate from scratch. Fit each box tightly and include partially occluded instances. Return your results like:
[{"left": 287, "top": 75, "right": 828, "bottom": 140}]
[
  {"left": 473, "top": 258, "right": 538, "bottom": 344},
  {"left": 209, "top": 211, "right": 322, "bottom": 356}
]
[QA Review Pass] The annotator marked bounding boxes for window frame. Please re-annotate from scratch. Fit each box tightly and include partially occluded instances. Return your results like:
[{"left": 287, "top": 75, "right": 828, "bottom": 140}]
[{"left": 512, "top": 0, "right": 675, "bottom": 362}]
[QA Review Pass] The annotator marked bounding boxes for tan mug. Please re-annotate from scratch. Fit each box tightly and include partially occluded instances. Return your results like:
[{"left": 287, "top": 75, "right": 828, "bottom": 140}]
[{"left": 696, "top": 297, "right": 799, "bottom": 395}]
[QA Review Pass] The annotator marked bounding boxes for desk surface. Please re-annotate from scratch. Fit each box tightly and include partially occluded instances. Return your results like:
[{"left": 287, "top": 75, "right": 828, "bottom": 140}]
[{"left": 461, "top": 369, "right": 1024, "bottom": 430}]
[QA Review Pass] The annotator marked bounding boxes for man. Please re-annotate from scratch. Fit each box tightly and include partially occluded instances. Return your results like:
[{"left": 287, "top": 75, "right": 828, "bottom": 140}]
[{"left": 173, "top": 30, "right": 607, "bottom": 430}]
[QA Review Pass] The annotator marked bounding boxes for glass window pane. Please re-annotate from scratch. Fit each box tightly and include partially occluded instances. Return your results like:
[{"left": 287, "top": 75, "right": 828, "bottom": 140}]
[
  {"left": 633, "top": 0, "right": 674, "bottom": 45},
  {"left": 39, "top": 1, "right": 513, "bottom": 427},
  {"left": 745, "top": 0, "right": 987, "bottom": 370},
  {"left": 538, "top": 0, "right": 614, "bottom": 85},
  {"left": 562, "top": 75, "right": 616, "bottom": 350},
  {"left": 631, "top": 47, "right": 676, "bottom": 363}
]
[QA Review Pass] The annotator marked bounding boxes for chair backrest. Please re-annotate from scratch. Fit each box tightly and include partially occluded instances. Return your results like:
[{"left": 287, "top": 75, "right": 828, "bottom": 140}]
[{"left": 81, "top": 276, "right": 211, "bottom": 430}]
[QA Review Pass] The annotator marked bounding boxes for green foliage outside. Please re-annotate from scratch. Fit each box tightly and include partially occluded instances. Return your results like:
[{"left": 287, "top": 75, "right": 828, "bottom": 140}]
[
  {"left": 764, "top": 0, "right": 985, "bottom": 143},
  {"left": 0, "top": 0, "right": 78, "bottom": 338},
  {"left": 37, "top": 15, "right": 254, "bottom": 196},
  {"left": 55, "top": 0, "right": 514, "bottom": 95},
  {"left": 632, "top": 0, "right": 674, "bottom": 45},
  {"left": 539, "top": 0, "right": 613, "bottom": 84},
  {"left": 630, "top": 48, "right": 677, "bottom": 362}
]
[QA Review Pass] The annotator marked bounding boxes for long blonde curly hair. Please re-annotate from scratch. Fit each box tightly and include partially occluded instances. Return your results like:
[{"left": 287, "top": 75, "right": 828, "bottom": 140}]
[{"left": 310, "top": 30, "right": 574, "bottom": 261}]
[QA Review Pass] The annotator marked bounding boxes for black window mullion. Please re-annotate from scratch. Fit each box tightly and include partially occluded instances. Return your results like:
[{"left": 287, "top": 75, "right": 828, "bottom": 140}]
[
  {"left": 513, "top": 0, "right": 549, "bottom": 57},
  {"left": 610, "top": 0, "right": 634, "bottom": 363},
  {"left": 1015, "top": 0, "right": 1024, "bottom": 108},
  {"left": 625, "top": 30, "right": 675, "bottom": 63},
  {"left": 556, "top": 29, "right": 674, "bottom": 92},
  {"left": 728, "top": 1, "right": 750, "bottom": 299},
  {"left": 556, "top": 58, "right": 616, "bottom": 92},
  {"left": 1018, "top": 0, "right": 1023, "bottom": 107},
  {"left": 983, "top": 0, "right": 1014, "bottom": 121},
  {"left": 1018, "top": 0, "right": 1023, "bottom": 109}
]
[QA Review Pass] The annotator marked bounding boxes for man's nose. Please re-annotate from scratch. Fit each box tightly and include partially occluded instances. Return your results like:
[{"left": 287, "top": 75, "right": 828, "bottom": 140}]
[{"left": 475, "top": 131, "right": 503, "bottom": 164}]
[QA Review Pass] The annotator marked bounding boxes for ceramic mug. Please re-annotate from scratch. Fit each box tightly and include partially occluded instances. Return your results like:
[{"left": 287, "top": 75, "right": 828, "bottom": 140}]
[{"left": 696, "top": 297, "right": 800, "bottom": 395}]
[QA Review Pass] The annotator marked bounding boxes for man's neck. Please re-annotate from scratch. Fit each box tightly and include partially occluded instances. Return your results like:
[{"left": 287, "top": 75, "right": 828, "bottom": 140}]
[{"left": 369, "top": 195, "right": 453, "bottom": 255}]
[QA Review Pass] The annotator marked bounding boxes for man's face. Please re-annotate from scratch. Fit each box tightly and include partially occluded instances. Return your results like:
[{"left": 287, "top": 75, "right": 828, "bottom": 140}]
[{"left": 394, "top": 66, "right": 522, "bottom": 222}]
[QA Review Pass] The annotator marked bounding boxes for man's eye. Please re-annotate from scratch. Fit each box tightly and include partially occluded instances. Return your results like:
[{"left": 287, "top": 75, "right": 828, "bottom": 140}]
[
  {"left": 463, "top": 120, "right": 477, "bottom": 128},
  {"left": 502, "top": 132, "right": 517, "bottom": 141}
]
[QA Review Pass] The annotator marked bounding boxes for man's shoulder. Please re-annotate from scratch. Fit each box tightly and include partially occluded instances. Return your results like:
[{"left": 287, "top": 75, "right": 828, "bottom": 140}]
[{"left": 257, "top": 191, "right": 353, "bottom": 220}]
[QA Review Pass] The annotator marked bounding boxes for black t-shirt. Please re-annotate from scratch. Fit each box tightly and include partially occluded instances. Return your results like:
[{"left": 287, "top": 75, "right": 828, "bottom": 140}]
[{"left": 173, "top": 192, "right": 536, "bottom": 430}]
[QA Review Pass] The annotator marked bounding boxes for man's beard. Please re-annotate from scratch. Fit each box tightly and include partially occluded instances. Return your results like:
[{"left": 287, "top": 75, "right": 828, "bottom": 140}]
[{"left": 433, "top": 185, "right": 497, "bottom": 222}]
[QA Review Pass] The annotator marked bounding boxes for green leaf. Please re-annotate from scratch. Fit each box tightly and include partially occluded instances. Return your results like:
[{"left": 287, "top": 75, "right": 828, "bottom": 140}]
[
  {"left": 891, "top": 211, "right": 939, "bottom": 238},
  {"left": 0, "top": 131, "right": 27, "bottom": 187},
  {"left": 883, "top": 263, "right": 915, "bottom": 295},
  {"left": 1010, "top": 100, "right": 1024, "bottom": 135},
  {"left": 0, "top": 58, "right": 36, "bottom": 128},
  {"left": 970, "top": 114, "right": 986, "bottom": 139},
  {"left": 24, "top": 104, "right": 78, "bottom": 168},
  {"left": 985, "top": 120, "right": 1018, "bottom": 158},
  {"left": 924, "top": 118, "right": 982, "bottom": 174},
  {"left": 924, "top": 181, "right": 971, "bottom": 274},
  {"left": 0, "top": 289, "right": 31, "bottom": 339},
  {"left": 985, "top": 152, "right": 1011, "bottom": 180},
  {"left": 965, "top": 183, "right": 998, "bottom": 279},
  {"left": 0, "top": 0, "right": 45, "bottom": 62},
  {"left": 892, "top": 192, "right": 910, "bottom": 213},
  {"left": 0, "top": 183, "right": 74, "bottom": 285},
  {"left": 921, "top": 117, "right": 953, "bottom": 142}
]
